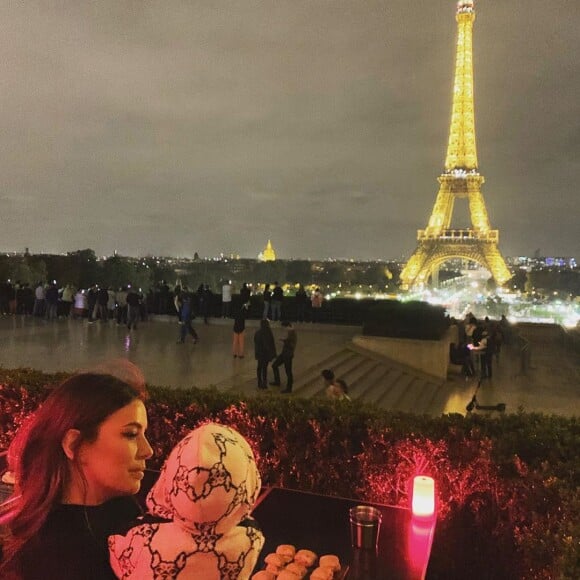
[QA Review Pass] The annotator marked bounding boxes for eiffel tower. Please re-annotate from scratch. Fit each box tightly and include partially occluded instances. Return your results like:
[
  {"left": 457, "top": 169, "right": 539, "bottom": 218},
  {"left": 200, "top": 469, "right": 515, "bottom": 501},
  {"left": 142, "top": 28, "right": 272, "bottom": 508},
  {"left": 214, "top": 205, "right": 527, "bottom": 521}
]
[{"left": 400, "top": 1, "right": 511, "bottom": 289}]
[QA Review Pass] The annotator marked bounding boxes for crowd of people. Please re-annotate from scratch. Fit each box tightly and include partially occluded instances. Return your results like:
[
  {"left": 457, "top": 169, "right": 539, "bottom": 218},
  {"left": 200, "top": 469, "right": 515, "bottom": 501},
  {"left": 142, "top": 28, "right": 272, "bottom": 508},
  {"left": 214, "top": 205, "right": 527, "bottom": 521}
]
[
  {"left": 0, "top": 279, "right": 336, "bottom": 398},
  {"left": 449, "top": 313, "right": 512, "bottom": 380},
  {"left": 0, "top": 280, "right": 326, "bottom": 326},
  {"left": 0, "top": 281, "right": 151, "bottom": 326}
]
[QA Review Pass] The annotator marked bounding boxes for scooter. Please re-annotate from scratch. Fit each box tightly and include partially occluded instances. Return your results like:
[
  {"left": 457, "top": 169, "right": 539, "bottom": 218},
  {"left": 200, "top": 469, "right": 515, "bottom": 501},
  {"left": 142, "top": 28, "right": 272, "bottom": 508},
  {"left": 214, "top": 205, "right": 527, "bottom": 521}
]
[{"left": 465, "top": 380, "right": 506, "bottom": 413}]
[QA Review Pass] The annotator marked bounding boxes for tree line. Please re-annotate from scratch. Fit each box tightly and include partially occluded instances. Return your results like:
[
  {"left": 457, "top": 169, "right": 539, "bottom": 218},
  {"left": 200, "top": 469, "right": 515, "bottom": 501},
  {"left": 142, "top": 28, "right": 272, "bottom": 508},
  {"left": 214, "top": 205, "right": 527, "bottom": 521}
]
[{"left": 0, "top": 250, "right": 401, "bottom": 293}]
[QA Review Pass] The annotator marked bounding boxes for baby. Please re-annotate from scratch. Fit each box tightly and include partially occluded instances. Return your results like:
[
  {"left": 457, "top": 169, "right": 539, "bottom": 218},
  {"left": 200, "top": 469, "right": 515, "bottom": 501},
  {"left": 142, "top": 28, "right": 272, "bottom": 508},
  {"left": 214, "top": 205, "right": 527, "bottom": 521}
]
[{"left": 109, "top": 423, "right": 264, "bottom": 579}]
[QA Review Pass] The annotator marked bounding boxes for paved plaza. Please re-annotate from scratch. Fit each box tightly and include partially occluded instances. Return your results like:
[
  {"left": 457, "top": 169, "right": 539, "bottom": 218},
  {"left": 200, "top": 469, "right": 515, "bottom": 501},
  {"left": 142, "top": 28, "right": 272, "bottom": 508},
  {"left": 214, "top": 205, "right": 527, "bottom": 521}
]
[
  {"left": 0, "top": 315, "right": 357, "bottom": 391},
  {"left": 0, "top": 316, "right": 578, "bottom": 417}
]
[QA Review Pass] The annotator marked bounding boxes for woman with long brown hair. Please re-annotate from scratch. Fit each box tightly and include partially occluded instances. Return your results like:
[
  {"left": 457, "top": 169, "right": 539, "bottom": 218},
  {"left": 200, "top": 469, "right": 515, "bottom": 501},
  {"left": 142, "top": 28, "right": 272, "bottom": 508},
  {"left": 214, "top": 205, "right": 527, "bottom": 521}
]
[{"left": 0, "top": 367, "right": 153, "bottom": 579}]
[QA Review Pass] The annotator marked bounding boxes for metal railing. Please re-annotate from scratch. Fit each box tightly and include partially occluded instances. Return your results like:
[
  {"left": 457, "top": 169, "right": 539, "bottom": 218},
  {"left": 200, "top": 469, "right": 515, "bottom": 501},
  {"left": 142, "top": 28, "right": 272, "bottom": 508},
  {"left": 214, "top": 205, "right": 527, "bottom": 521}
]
[{"left": 417, "top": 229, "right": 499, "bottom": 242}]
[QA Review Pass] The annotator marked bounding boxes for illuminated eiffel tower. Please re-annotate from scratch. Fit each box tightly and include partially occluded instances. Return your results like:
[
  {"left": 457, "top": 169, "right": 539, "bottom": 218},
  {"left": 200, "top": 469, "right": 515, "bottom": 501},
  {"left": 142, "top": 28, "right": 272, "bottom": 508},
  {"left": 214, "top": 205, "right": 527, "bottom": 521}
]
[{"left": 400, "top": 1, "right": 511, "bottom": 289}]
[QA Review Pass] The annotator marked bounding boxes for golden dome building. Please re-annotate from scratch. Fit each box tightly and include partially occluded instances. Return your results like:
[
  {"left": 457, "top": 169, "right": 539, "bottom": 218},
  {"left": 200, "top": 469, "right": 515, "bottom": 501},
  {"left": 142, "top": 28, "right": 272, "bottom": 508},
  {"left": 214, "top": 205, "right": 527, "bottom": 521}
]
[{"left": 259, "top": 240, "right": 276, "bottom": 262}]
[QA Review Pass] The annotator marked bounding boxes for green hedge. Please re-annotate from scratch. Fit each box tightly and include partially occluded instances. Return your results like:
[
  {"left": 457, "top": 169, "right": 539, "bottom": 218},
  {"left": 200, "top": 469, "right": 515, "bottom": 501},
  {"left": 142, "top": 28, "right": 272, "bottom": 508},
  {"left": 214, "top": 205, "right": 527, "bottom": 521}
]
[{"left": 0, "top": 368, "right": 578, "bottom": 579}]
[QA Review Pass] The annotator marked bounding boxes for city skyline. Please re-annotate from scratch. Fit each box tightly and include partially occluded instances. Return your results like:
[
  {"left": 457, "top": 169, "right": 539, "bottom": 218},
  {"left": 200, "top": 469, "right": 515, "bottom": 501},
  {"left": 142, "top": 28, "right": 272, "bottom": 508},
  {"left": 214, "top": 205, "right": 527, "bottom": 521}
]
[{"left": 1, "top": 1, "right": 578, "bottom": 261}]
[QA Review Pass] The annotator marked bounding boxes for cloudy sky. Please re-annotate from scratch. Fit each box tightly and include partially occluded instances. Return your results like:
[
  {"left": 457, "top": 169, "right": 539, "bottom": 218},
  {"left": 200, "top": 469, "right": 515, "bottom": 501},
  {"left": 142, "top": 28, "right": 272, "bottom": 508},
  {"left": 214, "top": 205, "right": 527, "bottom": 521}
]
[{"left": 1, "top": 1, "right": 578, "bottom": 260}]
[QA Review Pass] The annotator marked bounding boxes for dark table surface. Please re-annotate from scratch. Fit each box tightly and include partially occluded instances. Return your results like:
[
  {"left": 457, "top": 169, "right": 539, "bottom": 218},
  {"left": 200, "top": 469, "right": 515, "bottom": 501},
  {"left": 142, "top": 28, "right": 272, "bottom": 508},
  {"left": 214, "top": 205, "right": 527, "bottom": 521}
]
[{"left": 251, "top": 487, "right": 436, "bottom": 580}]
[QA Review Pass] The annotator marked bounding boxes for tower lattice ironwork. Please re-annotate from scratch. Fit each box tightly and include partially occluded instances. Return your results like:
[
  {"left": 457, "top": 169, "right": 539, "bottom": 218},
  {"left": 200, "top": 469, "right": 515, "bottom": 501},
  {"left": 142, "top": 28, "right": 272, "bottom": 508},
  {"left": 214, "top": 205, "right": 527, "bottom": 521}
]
[{"left": 400, "top": 1, "right": 511, "bottom": 288}]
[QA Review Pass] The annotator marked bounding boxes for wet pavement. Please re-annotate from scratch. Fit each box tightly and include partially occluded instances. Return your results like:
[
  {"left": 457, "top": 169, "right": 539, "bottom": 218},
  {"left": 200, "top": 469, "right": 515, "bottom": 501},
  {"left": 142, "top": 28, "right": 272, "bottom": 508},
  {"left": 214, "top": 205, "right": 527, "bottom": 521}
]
[
  {"left": 0, "top": 315, "right": 357, "bottom": 391},
  {"left": 0, "top": 315, "right": 577, "bottom": 416},
  {"left": 444, "top": 324, "right": 580, "bottom": 417}
]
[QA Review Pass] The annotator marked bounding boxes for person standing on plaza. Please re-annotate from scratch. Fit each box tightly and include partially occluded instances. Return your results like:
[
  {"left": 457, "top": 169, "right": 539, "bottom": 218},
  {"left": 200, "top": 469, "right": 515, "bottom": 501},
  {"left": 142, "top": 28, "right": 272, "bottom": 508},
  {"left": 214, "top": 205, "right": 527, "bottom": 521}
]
[
  {"left": 481, "top": 329, "right": 494, "bottom": 379},
  {"left": 254, "top": 319, "right": 276, "bottom": 389},
  {"left": 126, "top": 286, "right": 141, "bottom": 330},
  {"left": 93, "top": 286, "right": 105, "bottom": 322},
  {"left": 115, "top": 286, "right": 128, "bottom": 325},
  {"left": 221, "top": 280, "right": 232, "bottom": 318},
  {"left": 15, "top": 283, "right": 26, "bottom": 315},
  {"left": 45, "top": 282, "right": 59, "bottom": 321},
  {"left": 94, "top": 286, "right": 109, "bottom": 322},
  {"left": 197, "top": 283, "right": 212, "bottom": 324},
  {"left": 13, "top": 283, "right": 22, "bottom": 315},
  {"left": 295, "top": 284, "right": 308, "bottom": 323},
  {"left": 176, "top": 286, "right": 199, "bottom": 344},
  {"left": 270, "top": 281, "right": 283, "bottom": 322},
  {"left": 61, "top": 284, "right": 75, "bottom": 318},
  {"left": 311, "top": 287, "right": 323, "bottom": 323},
  {"left": 72, "top": 289, "right": 87, "bottom": 319},
  {"left": 240, "top": 282, "right": 251, "bottom": 305},
  {"left": 270, "top": 321, "right": 297, "bottom": 393},
  {"left": 86, "top": 284, "right": 98, "bottom": 323},
  {"left": 468, "top": 326, "right": 489, "bottom": 379},
  {"left": 32, "top": 282, "right": 45, "bottom": 317},
  {"left": 157, "top": 281, "right": 171, "bottom": 315},
  {"left": 22, "top": 283, "right": 34, "bottom": 315},
  {"left": 107, "top": 287, "right": 116, "bottom": 319},
  {"left": 262, "top": 283, "right": 271, "bottom": 320},
  {"left": 232, "top": 302, "right": 249, "bottom": 358}
]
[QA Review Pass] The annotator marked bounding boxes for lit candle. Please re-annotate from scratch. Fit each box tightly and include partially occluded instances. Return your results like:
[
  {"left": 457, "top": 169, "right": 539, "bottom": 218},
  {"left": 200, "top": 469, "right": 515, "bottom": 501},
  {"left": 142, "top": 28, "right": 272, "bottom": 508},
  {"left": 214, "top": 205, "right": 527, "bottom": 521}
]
[{"left": 411, "top": 476, "right": 435, "bottom": 519}]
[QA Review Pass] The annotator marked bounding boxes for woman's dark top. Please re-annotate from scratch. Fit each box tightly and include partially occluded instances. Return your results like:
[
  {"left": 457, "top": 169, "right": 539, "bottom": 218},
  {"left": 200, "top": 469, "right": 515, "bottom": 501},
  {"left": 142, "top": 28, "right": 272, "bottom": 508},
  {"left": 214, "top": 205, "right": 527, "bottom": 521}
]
[
  {"left": 233, "top": 307, "right": 247, "bottom": 333},
  {"left": 9, "top": 496, "right": 141, "bottom": 580},
  {"left": 240, "top": 286, "right": 251, "bottom": 304}
]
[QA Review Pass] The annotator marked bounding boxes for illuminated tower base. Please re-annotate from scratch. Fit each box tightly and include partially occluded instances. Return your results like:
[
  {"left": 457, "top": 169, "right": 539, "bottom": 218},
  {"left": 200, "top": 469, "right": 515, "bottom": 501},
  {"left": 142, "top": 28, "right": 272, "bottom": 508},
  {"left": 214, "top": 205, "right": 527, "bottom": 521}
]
[{"left": 400, "top": 1, "right": 510, "bottom": 289}]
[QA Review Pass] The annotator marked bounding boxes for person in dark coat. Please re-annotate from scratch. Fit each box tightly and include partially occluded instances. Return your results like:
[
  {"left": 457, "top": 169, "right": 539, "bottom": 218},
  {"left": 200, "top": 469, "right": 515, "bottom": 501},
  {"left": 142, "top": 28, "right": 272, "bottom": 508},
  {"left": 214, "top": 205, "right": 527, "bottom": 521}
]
[
  {"left": 270, "top": 281, "right": 283, "bottom": 321},
  {"left": 45, "top": 283, "right": 59, "bottom": 321},
  {"left": 126, "top": 287, "right": 141, "bottom": 330},
  {"left": 95, "top": 286, "right": 109, "bottom": 322},
  {"left": 270, "top": 321, "right": 297, "bottom": 393},
  {"left": 22, "top": 284, "right": 34, "bottom": 315},
  {"left": 239, "top": 282, "right": 251, "bottom": 305},
  {"left": 254, "top": 319, "right": 276, "bottom": 389},
  {"left": 197, "top": 284, "right": 212, "bottom": 324},
  {"left": 295, "top": 284, "right": 308, "bottom": 323},
  {"left": 262, "top": 284, "right": 271, "bottom": 320},
  {"left": 176, "top": 287, "right": 198, "bottom": 344}
]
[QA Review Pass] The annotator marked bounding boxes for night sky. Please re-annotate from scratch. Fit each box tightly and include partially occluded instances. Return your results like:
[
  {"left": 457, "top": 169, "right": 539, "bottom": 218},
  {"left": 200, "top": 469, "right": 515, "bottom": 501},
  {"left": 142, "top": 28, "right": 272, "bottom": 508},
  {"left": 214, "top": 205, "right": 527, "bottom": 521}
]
[{"left": 1, "top": 1, "right": 578, "bottom": 260}]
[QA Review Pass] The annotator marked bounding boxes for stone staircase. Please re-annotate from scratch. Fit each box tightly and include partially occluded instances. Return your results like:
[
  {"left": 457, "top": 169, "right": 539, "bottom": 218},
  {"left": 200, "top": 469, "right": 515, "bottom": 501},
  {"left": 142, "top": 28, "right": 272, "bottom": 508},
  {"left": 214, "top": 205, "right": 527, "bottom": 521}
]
[
  {"left": 289, "top": 344, "right": 447, "bottom": 414},
  {"left": 225, "top": 343, "right": 449, "bottom": 415}
]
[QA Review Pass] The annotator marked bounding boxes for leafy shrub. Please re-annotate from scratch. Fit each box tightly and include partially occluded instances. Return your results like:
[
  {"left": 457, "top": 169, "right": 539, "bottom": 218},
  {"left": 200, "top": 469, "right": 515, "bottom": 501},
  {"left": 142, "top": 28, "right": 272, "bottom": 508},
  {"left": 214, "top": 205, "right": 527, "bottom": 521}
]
[{"left": 0, "top": 368, "right": 577, "bottom": 579}]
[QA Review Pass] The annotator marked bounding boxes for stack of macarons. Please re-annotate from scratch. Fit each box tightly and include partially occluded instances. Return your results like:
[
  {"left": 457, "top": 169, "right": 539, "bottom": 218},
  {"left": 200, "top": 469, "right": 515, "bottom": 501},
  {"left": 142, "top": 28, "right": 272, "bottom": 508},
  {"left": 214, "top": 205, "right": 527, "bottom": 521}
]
[{"left": 252, "top": 545, "right": 342, "bottom": 579}]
